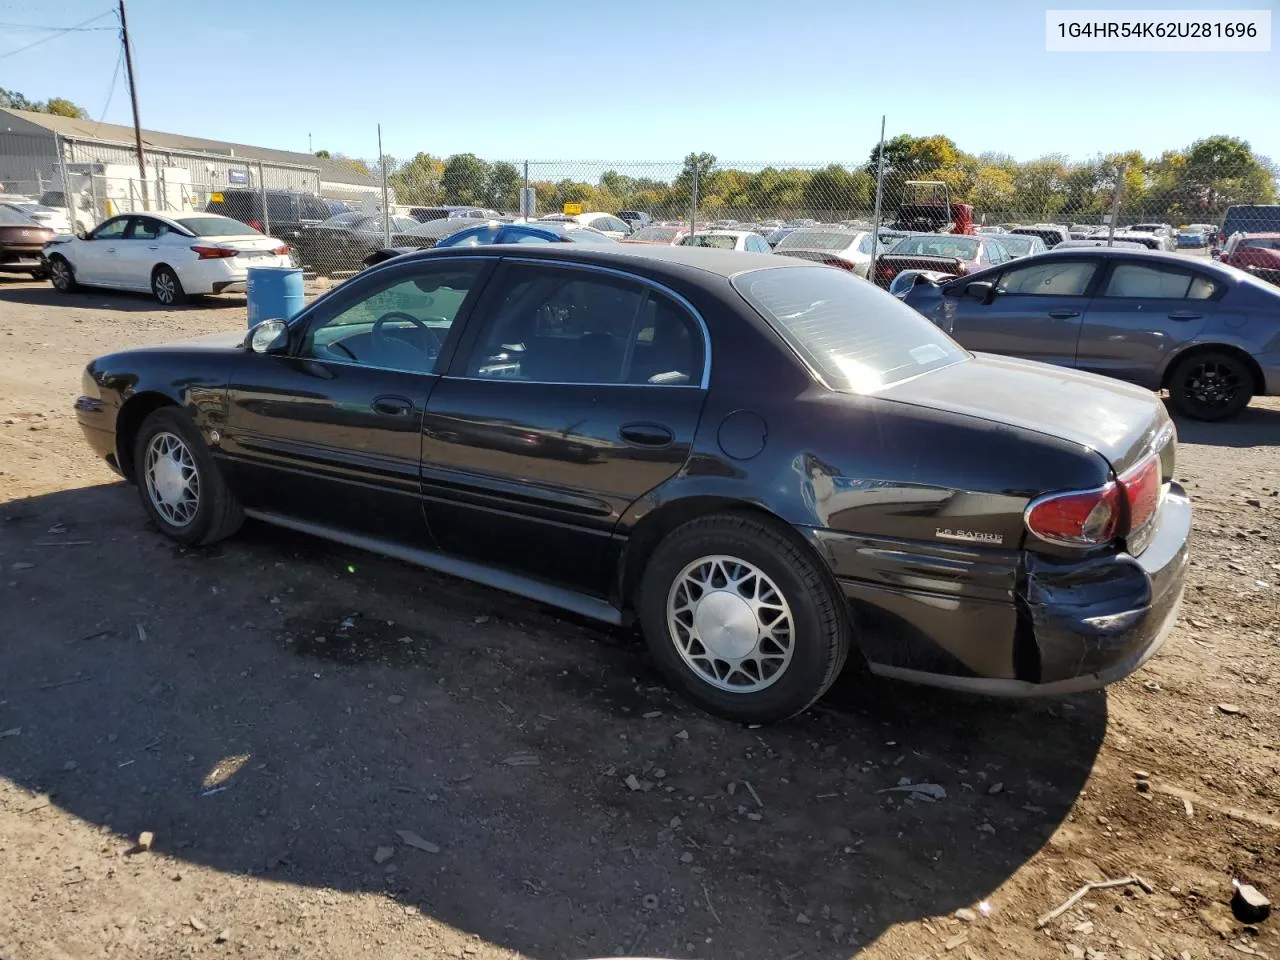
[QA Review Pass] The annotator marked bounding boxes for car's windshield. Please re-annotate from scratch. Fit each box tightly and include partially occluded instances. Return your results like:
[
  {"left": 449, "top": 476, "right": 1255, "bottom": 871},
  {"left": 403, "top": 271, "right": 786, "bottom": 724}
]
[
  {"left": 404, "top": 218, "right": 484, "bottom": 239},
  {"left": 890, "top": 236, "right": 980, "bottom": 259},
  {"left": 630, "top": 226, "right": 680, "bottom": 243},
  {"left": 775, "top": 230, "right": 856, "bottom": 251},
  {"left": 177, "top": 215, "right": 260, "bottom": 236},
  {"left": 1242, "top": 238, "right": 1280, "bottom": 250},
  {"left": 733, "top": 265, "right": 966, "bottom": 392},
  {"left": 680, "top": 233, "right": 739, "bottom": 249},
  {"left": 319, "top": 212, "right": 368, "bottom": 228}
]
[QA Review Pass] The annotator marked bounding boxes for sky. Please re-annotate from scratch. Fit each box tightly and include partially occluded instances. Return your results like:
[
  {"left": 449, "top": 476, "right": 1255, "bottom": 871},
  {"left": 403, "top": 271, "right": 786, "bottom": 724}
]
[{"left": 1, "top": 0, "right": 1277, "bottom": 167}]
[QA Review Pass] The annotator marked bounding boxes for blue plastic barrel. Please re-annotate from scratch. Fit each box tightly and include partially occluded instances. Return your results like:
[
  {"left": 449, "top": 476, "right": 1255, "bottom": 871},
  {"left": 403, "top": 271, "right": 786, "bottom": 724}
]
[{"left": 246, "top": 266, "right": 305, "bottom": 328}]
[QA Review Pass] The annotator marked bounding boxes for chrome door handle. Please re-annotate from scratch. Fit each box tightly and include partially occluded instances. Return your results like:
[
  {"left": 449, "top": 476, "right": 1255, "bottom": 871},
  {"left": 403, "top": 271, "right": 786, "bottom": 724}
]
[
  {"left": 105, "top": 247, "right": 116, "bottom": 253},
  {"left": 1168, "top": 312, "right": 1202, "bottom": 321},
  {"left": 148, "top": 245, "right": 159, "bottom": 250}
]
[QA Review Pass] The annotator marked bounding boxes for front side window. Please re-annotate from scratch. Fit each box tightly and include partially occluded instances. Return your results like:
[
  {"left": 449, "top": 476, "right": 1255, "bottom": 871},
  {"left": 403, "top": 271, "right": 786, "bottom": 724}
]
[
  {"left": 997, "top": 260, "right": 1097, "bottom": 296},
  {"left": 300, "top": 261, "right": 486, "bottom": 374},
  {"left": 1103, "top": 262, "right": 1208, "bottom": 299},
  {"left": 90, "top": 218, "right": 129, "bottom": 240},
  {"left": 466, "top": 265, "right": 702, "bottom": 386},
  {"left": 733, "top": 265, "right": 965, "bottom": 392}
]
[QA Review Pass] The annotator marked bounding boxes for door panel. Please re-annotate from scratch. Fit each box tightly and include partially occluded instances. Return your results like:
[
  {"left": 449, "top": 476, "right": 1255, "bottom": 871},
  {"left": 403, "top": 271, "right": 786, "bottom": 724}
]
[
  {"left": 422, "top": 260, "right": 709, "bottom": 594},
  {"left": 222, "top": 357, "right": 435, "bottom": 544},
  {"left": 114, "top": 216, "right": 164, "bottom": 291},
  {"left": 939, "top": 258, "right": 1100, "bottom": 367},
  {"left": 75, "top": 217, "right": 130, "bottom": 284},
  {"left": 421, "top": 380, "right": 704, "bottom": 593},
  {"left": 1075, "top": 260, "right": 1216, "bottom": 388}
]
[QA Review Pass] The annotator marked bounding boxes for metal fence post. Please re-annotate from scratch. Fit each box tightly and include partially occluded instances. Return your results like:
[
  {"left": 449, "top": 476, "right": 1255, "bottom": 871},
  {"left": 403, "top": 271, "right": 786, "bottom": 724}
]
[
  {"left": 1106, "top": 163, "right": 1126, "bottom": 247},
  {"left": 258, "top": 160, "right": 270, "bottom": 234},
  {"left": 870, "top": 116, "right": 887, "bottom": 265},
  {"left": 54, "top": 134, "right": 77, "bottom": 234},
  {"left": 523, "top": 160, "right": 529, "bottom": 220},
  {"left": 690, "top": 162, "right": 698, "bottom": 236},
  {"left": 378, "top": 124, "right": 391, "bottom": 247}
]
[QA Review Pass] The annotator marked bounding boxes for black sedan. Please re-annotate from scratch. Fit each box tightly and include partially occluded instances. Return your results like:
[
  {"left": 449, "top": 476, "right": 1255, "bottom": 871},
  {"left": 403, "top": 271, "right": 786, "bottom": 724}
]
[
  {"left": 294, "top": 212, "right": 422, "bottom": 275},
  {"left": 902, "top": 248, "right": 1280, "bottom": 421},
  {"left": 75, "top": 245, "right": 1190, "bottom": 723}
]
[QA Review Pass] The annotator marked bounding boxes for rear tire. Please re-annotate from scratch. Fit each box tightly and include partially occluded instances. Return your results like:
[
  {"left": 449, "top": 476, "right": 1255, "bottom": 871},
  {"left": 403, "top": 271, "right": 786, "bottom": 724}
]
[
  {"left": 151, "top": 265, "right": 187, "bottom": 306},
  {"left": 133, "top": 408, "right": 243, "bottom": 546},
  {"left": 1168, "top": 350, "right": 1253, "bottom": 421},
  {"left": 48, "top": 255, "right": 76, "bottom": 293},
  {"left": 637, "top": 513, "right": 850, "bottom": 724}
]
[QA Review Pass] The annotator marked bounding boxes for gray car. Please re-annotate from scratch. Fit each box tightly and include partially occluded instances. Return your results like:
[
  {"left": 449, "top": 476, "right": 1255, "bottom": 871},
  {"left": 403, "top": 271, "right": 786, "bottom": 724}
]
[{"left": 902, "top": 248, "right": 1280, "bottom": 421}]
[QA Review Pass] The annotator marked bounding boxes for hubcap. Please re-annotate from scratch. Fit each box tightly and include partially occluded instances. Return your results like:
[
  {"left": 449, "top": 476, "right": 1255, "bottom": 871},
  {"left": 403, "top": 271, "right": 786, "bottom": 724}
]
[
  {"left": 144, "top": 431, "right": 200, "bottom": 526},
  {"left": 155, "top": 272, "right": 175, "bottom": 303},
  {"left": 1186, "top": 361, "right": 1241, "bottom": 409},
  {"left": 667, "top": 555, "right": 795, "bottom": 693}
]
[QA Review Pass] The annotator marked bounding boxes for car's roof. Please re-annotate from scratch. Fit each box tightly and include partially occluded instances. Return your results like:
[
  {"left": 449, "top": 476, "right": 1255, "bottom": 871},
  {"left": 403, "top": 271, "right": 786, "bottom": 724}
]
[
  {"left": 1035, "top": 246, "right": 1233, "bottom": 270},
  {"left": 1237, "top": 231, "right": 1280, "bottom": 239},
  {"left": 692, "top": 229, "right": 754, "bottom": 238},
  {"left": 385, "top": 241, "right": 804, "bottom": 281}
]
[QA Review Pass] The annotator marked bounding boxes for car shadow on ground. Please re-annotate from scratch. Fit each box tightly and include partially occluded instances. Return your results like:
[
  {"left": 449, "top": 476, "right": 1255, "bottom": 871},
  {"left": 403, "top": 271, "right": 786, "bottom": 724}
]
[
  {"left": 0, "top": 280, "right": 246, "bottom": 312},
  {"left": 0, "top": 483, "right": 1107, "bottom": 959},
  {"left": 1167, "top": 400, "right": 1280, "bottom": 448}
]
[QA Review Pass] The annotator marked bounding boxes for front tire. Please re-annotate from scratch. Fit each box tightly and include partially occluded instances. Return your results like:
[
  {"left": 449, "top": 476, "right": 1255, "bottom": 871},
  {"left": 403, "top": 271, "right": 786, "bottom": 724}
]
[
  {"left": 637, "top": 514, "right": 850, "bottom": 724},
  {"left": 133, "top": 408, "right": 243, "bottom": 546},
  {"left": 48, "top": 255, "right": 76, "bottom": 293},
  {"left": 151, "top": 265, "right": 187, "bottom": 305},
  {"left": 1168, "top": 351, "right": 1253, "bottom": 421}
]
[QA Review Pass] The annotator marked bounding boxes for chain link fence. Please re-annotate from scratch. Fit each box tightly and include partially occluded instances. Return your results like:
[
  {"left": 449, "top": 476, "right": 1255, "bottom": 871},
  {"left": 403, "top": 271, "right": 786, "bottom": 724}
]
[{"left": 3, "top": 125, "right": 1276, "bottom": 280}]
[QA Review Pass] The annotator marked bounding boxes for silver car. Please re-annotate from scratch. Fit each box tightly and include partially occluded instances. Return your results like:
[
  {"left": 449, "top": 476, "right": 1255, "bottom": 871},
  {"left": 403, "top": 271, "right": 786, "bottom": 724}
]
[{"left": 773, "top": 227, "right": 884, "bottom": 278}]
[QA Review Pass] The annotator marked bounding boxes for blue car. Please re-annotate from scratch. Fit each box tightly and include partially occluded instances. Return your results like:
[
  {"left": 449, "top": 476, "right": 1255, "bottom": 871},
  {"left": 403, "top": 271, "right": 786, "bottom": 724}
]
[
  {"left": 902, "top": 247, "right": 1280, "bottom": 420},
  {"left": 1176, "top": 229, "right": 1207, "bottom": 249},
  {"left": 435, "top": 221, "right": 617, "bottom": 248}
]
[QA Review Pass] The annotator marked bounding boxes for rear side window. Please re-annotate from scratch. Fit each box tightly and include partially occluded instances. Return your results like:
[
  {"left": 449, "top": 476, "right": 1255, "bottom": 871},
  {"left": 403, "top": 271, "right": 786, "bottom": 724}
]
[
  {"left": 733, "top": 265, "right": 966, "bottom": 392},
  {"left": 997, "top": 260, "right": 1097, "bottom": 296},
  {"left": 267, "top": 194, "right": 295, "bottom": 222},
  {"left": 1103, "top": 263, "right": 1213, "bottom": 299},
  {"left": 776, "top": 230, "right": 855, "bottom": 251},
  {"left": 300, "top": 196, "right": 332, "bottom": 219}
]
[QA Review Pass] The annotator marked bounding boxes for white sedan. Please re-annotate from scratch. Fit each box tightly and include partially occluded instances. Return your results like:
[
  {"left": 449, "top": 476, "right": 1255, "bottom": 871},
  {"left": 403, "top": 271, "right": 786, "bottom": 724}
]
[
  {"left": 1, "top": 200, "right": 72, "bottom": 235},
  {"left": 44, "top": 212, "right": 291, "bottom": 305},
  {"left": 678, "top": 229, "right": 774, "bottom": 253}
]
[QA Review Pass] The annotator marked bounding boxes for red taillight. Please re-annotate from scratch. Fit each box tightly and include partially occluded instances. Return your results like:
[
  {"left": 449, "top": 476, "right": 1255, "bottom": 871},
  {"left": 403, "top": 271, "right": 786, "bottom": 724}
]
[
  {"left": 1119, "top": 454, "right": 1161, "bottom": 536},
  {"left": 191, "top": 245, "right": 238, "bottom": 260},
  {"left": 824, "top": 257, "right": 855, "bottom": 271},
  {"left": 1026, "top": 483, "right": 1121, "bottom": 548},
  {"left": 271, "top": 244, "right": 290, "bottom": 256},
  {"left": 247, "top": 219, "right": 264, "bottom": 232}
]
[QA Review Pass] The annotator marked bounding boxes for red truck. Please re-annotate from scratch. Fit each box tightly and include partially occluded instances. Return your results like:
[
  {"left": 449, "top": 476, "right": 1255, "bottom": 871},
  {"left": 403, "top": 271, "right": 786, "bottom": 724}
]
[{"left": 1219, "top": 232, "right": 1280, "bottom": 286}]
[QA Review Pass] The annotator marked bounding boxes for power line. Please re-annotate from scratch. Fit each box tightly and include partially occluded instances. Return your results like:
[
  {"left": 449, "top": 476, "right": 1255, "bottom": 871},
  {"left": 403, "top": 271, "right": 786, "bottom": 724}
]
[
  {"left": 0, "top": 21, "right": 116, "bottom": 30},
  {"left": 0, "top": 8, "right": 115, "bottom": 61}
]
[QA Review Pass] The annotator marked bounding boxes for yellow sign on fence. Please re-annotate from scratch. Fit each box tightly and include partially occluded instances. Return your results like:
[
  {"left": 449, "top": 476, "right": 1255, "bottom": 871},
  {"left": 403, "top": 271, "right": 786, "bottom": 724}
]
[
  {"left": 210, "top": 192, "right": 224, "bottom": 203},
  {"left": 562, "top": 202, "right": 583, "bottom": 216}
]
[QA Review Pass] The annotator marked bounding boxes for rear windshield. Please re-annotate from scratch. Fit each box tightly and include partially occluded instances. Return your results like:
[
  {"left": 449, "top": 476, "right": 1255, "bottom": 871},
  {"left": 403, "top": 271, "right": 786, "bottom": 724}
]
[
  {"left": 681, "top": 234, "right": 738, "bottom": 249},
  {"left": 630, "top": 226, "right": 679, "bottom": 243},
  {"left": 732, "top": 265, "right": 966, "bottom": 392},
  {"left": 995, "top": 235, "right": 1035, "bottom": 255},
  {"left": 179, "top": 216, "right": 260, "bottom": 236},
  {"left": 0, "top": 206, "right": 36, "bottom": 225},
  {"left": 564, "top": 228, "right": 616, "bottom": 244},
  {"left": 39, "top": 191, "right": 64, "bottom": 206},
  {"left": 890, "top": 236, "right": 980, "bottom": 259},
  {"left": 775, "top": 230, "right": 856, "bottom": 251}
]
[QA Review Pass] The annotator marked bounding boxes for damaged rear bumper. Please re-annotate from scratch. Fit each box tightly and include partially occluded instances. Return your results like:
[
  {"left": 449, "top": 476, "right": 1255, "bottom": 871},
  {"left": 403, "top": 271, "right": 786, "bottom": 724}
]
[{"left": 808, "top": 483, "right": 1190, "bottom": 695}]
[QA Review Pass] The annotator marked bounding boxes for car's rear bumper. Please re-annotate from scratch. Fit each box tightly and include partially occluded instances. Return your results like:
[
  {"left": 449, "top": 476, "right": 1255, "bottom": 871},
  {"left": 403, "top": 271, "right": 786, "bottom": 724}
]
[
  {"left": 1256, "top": 351, "right": 1280, "bottom": 396},
  {"left": 806, "top": 483, "right": 1190, "bottom": 695}
]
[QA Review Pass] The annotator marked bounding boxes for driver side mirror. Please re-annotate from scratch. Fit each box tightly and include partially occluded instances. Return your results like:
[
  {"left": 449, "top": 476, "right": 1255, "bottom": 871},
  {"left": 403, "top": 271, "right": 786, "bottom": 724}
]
[
  {"left": 248, "top": 318, "right": 290, "bottom": 355},
  {"left": 964, "top": 281, "right": 994, "bottom": 302}
]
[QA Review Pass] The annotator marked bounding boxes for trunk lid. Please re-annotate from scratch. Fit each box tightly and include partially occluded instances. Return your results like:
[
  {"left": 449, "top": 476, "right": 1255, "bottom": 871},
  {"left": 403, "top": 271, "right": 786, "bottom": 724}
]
[
  {"left": 877, "top": 352, "right": 1171, "bottom": 475},
  {"left": 876, "top": 254, "right": 970, "bottom": 287}
]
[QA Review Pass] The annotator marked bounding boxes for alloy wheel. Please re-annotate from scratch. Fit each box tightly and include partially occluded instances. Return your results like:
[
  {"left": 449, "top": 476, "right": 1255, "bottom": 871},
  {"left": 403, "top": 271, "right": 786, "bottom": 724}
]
[
  {"left": 143, "top": 431, "right": 200, "bottom": 527},
  {"left": 154, "top": 270, "right": 177, "bottom": 304},
  {"left": 666, "top": 555, "right": 795, "bottom": 693},
  {"left": 51, "top": 259, "right": 71, "bottom": 290},
  {"left": 1186, "top": 360, "right": 1243, "bottom": 412}
]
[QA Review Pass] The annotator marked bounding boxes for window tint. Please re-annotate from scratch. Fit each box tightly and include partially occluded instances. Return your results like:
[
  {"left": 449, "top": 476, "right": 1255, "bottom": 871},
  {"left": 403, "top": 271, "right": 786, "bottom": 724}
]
[
  {"left": 300, "top": 262, "right": 486, "bottom": 374},
  {"left": 733, "top": 265, "right": 965, "bottom": 392},
  {"left": 856, "top": 233, "right": 876, "bottom": 255},
  {"left": 91, "top": 218, "right": 129, "bottom": 240},
  {"left": 746, "top": 235, "right": 770, "bottom": 253},
  {"left": 267, "top": 194, "right": 295, "bottom": 222},
  {"left": 1103, "top": 262, "right": 1202, "bottom": 299},
  {"left": 300, "top": 196, "right": 332, "bottom": 220},
  {"left": 467, "top": 265, "right": 700, "bottom": 385},
  {"left": 997, "top": 260, "right": 1096, "bottom": 296},
  {"left": 892, "top": 236, "right": 980, "bottom": 260}
]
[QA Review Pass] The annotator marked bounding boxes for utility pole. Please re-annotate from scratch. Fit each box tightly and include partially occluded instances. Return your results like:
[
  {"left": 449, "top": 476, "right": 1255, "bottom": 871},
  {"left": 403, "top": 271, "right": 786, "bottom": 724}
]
[{"left": 118, "top": 0, "right": 149, "bottom": 210}]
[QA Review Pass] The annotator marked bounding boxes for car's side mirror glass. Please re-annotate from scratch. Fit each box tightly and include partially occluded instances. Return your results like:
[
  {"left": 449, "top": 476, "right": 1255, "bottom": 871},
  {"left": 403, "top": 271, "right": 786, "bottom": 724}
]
[
  {"left": 248, "top": 318, "right": 290, "bottom": 355},
  {"left": 965, "top": 281, "right": 994, "bottom": 301}
]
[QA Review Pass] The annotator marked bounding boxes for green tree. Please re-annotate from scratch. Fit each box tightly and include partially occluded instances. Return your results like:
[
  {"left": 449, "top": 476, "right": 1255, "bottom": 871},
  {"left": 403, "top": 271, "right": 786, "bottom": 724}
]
[
  {"left": 1180, "top": 135, "right": 1276, "bottom": 211},
  {"left": 441, "top": 153, "right": 491, "bottom": 205},
  {"left": 314, "top": 149, "right": 331, "bottom": 159},
  {"left": 970, "top": 166, "right": 1017, "bottom": 215},
  {"left": 486, "top": 161, "right": 521, "bottom": 211},
  {"left": 1012, "top": 155, "right": 1071, "bottom": 218},
  {"left": 389, "top": 152, "right": 445, "bottom": 206},
  {"left": 870, "top": 134, "right": 963, "bottom": 175},
  {"left": 802, "top": 164, "right": 872, "bottom": 215},
  {"left": 0, "top": 88, "right": 89, "bottom": 117}
]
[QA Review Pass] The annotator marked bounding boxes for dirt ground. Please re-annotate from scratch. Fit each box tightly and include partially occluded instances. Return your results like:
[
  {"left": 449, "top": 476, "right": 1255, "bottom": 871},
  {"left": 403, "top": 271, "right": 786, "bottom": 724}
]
[{"left": 1, "top": 277, "right": 1277, "bottom": 960}]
